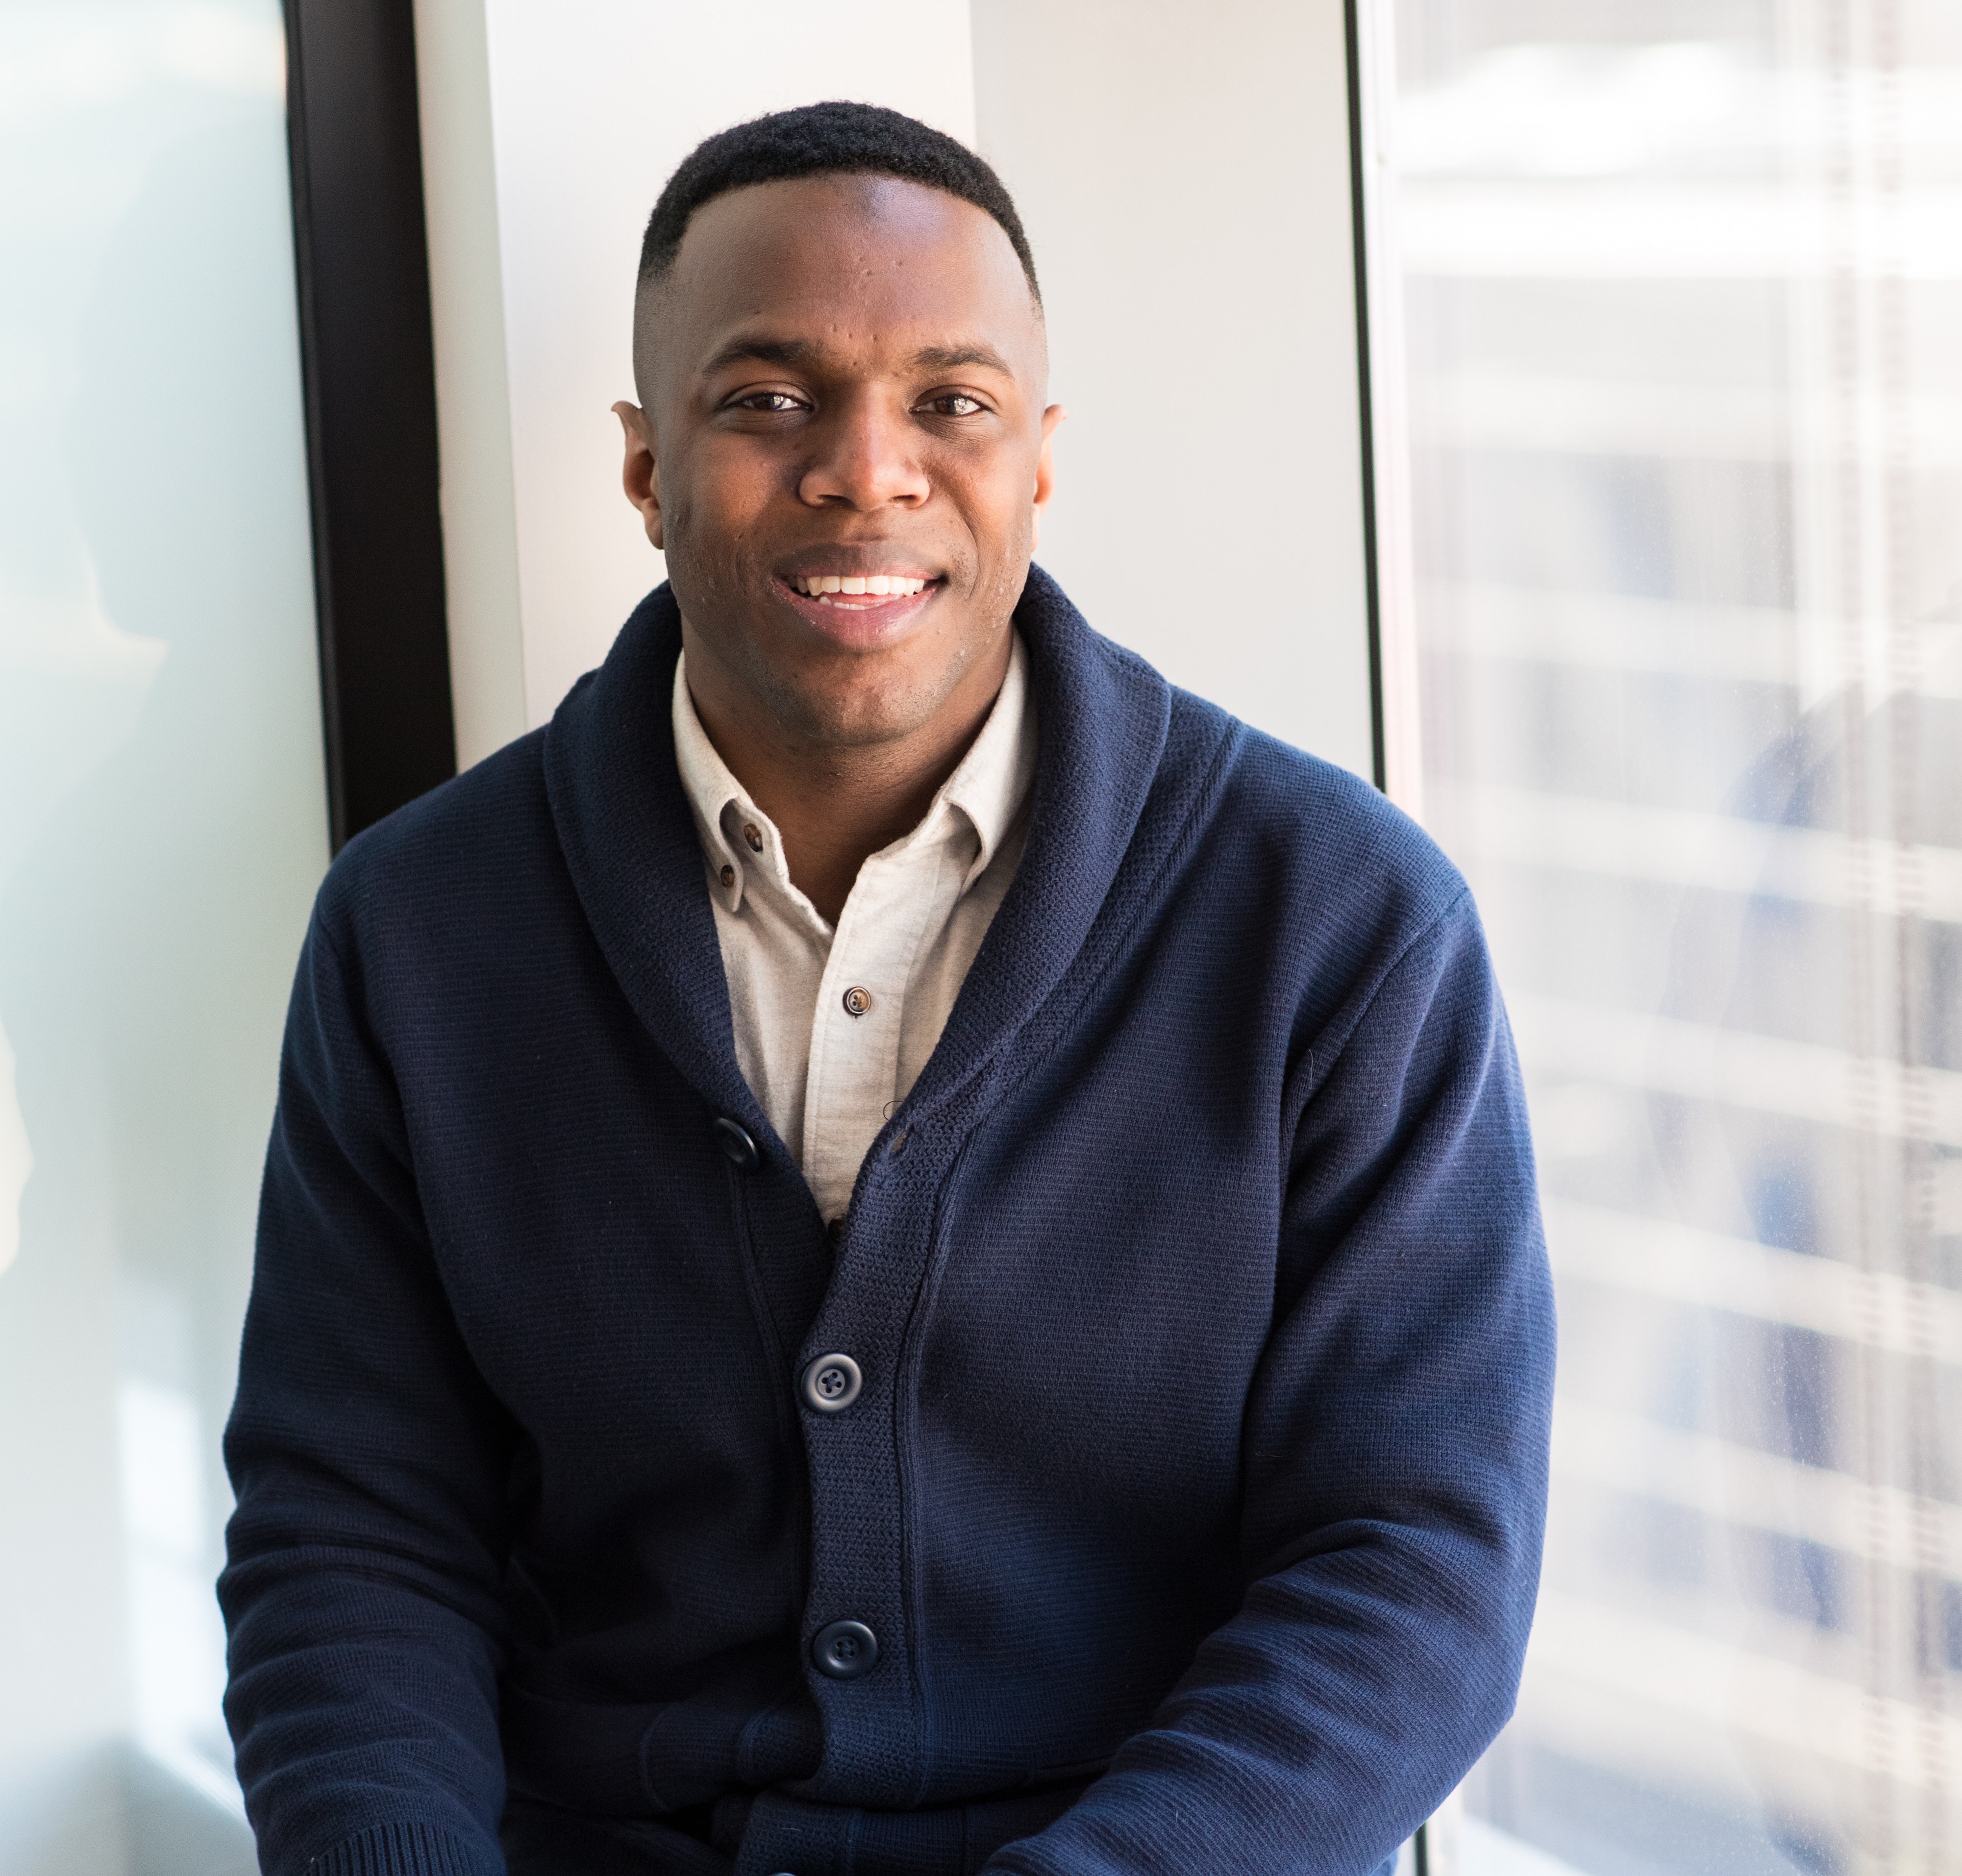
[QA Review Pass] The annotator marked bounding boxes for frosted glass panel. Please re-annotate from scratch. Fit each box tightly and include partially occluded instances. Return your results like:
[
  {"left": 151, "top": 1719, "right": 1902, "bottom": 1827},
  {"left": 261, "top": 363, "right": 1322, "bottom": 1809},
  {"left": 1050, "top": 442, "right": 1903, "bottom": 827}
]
[
  {"left": 0, "top": 3, "right": 327, "bottom": 1870},
  {"left": 1373, "top": 2, "right": 1962, "bottom": 1872}
]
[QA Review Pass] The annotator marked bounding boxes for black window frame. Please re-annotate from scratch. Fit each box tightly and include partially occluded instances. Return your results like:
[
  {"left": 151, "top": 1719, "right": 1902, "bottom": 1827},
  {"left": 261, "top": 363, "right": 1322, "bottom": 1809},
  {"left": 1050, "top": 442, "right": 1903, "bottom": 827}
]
[{"left": 283, "top": 0, "right": 456, "bottom": 852}]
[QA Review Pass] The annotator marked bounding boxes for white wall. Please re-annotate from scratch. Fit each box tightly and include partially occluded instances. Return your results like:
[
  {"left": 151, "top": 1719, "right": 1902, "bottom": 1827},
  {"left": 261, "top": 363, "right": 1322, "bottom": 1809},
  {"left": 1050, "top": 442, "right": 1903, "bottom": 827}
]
[
  {"left": 414, "top": 0, "right": 528, "bottom": 770},
  {"left": 971, "top": 0, "right": 1375, "bottom": 776},
  {"left": 416, "top": 0, "right": 1375, "bottom": 778}
]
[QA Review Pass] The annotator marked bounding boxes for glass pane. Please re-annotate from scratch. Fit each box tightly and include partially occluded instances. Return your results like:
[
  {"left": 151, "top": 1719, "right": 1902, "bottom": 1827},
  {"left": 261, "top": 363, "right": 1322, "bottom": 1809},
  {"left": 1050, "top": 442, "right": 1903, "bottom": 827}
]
[
  {"left": 1372, "top": 4, "right": 1962, "bottom": 1873},
  {"left": 0, "top": 3, "right": 327, "bottom": 1869}
]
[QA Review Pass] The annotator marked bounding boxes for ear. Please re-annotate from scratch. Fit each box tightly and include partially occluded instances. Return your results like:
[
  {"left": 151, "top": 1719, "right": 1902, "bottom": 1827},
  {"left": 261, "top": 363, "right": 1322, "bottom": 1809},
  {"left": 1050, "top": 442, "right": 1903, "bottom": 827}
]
[
  {"left": 1031, "top": 403, "right": 1066, "bottom": 552},
  {"left": 613, "top": 401, "right": 665, "bottom": 550}
]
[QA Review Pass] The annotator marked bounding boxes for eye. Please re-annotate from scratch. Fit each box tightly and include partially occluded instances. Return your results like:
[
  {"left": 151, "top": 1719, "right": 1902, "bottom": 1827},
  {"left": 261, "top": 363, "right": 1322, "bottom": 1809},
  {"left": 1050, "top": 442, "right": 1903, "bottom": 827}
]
[
  {"left": 731, "top": 390, "right": 807, "bottom": 414},
  {"left": 920, "top": 392, "right": 985, "bottom": 418}
]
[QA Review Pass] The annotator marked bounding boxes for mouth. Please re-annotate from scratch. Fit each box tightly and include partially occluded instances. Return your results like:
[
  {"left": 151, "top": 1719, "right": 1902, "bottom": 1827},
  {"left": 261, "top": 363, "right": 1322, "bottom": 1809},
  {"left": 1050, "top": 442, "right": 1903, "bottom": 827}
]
[
  {"left": 783, "top": 571, "right": 938, "bottom": 610},
  {"left": 773, "top": 565, "right": 946, "bottom": 645}
]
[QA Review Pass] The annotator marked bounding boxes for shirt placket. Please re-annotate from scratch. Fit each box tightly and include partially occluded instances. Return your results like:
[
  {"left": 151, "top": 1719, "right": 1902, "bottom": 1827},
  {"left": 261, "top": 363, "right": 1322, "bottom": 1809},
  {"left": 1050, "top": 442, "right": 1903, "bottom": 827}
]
[{"left": 802, "top": 836, "right": 952, "bottom": 1221}]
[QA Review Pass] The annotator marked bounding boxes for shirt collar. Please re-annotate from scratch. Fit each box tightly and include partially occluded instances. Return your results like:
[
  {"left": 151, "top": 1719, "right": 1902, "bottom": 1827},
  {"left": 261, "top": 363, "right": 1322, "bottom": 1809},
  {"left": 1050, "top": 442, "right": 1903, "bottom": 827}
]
[
  {"left": 543, "top": 570, "right": 1173, "bottom": 1160},
  {"left": 671, "top": 632, "right": 1038, "bottom": 916},
  {"left": 927, "top": 629, "right": 1037, "bottom": 887},
  {"left": 670, "top": 656, "right": 778, "bottom": 917}
]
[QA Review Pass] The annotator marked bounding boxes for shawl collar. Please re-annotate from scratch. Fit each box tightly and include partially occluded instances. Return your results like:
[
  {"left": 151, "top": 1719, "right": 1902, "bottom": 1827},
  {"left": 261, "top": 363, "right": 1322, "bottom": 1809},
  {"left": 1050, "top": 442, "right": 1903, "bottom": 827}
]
[{"left": 542, "top": 568, "right": 1171, "bottom": 1162}]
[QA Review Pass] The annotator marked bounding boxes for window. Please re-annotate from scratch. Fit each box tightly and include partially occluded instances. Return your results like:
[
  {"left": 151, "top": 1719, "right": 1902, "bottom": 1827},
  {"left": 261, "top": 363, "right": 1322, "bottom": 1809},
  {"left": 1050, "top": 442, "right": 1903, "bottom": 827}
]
[
  {"left": 0, "top": 3, "right": 325, "bottom": 1865},
  {"left": 1364, "top": 2, "right": 1962, "bottom": 1869}
]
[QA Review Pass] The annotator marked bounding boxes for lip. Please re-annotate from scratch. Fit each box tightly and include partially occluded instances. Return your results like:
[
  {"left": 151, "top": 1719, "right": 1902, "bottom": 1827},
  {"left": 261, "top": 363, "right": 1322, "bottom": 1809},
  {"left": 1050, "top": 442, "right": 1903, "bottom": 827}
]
[{"left": 772, "top": 564, "right": 946, "bottom": 647}]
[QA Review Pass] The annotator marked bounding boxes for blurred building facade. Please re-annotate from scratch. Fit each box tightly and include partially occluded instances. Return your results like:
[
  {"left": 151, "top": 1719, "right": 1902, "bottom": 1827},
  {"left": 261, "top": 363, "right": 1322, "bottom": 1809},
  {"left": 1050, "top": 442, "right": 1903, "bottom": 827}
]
[{"left": 1377, "top": 3, "right": 1962, "bottom": 1870}]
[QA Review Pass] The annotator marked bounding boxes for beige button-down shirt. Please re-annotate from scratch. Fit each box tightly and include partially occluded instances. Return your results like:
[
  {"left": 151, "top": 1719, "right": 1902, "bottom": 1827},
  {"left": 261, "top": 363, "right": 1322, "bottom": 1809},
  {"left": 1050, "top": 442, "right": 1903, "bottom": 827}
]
[{"left": 672, "top": 635, "right": 1037, "bottom": 1224}]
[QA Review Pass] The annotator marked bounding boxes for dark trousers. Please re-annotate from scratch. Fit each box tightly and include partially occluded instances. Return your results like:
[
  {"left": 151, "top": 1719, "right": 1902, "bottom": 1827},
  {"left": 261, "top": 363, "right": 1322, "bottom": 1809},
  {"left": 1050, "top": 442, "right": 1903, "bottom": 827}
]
[
  {"left": 502, "top": 1793, "right": 1405, "bottom": 1876},
  {"left": 502, "top": 1797, "right": 732, "bottom": 1876}
]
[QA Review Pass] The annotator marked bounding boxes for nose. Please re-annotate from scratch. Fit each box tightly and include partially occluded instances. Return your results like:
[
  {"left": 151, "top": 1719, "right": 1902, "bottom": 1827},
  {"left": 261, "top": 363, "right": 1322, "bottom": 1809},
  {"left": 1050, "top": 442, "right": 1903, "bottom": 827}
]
[{"left": 796, "top": 391, "right": 929, "bottom": 512}]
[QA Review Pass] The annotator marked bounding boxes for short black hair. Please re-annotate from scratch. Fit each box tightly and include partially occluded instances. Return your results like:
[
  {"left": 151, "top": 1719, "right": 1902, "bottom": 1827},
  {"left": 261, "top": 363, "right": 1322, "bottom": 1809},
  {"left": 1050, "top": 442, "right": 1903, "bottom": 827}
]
[{"left": 637, "top": 100, "right": 1039, "bottom": 302}]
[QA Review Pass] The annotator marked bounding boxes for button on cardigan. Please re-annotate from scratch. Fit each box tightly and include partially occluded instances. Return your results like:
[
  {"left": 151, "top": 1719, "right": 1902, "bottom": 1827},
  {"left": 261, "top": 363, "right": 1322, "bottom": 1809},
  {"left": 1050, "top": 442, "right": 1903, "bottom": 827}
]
[
  {"left": 670, "top": 630, "right": 1036, "bottom": 1224},
  {"left": 220, "top": 568, "right": 1555, "bottom": 1876}
]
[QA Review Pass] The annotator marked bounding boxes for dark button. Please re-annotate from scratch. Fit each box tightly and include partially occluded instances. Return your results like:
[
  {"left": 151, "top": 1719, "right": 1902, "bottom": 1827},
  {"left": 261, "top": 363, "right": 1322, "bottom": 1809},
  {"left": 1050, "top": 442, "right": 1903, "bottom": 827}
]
[
  {"left": 712, "top": 1116, "right": 758, "bottom": 1169},
  {"left": 811, "top": 1619, "right": 878, "bottom": 1679},
  {"left": 825, "top": 1216, "right": 845, "bottom": 1249},
  {"left": 842, "top": 985, "right": 873, "bottom": 1018},
  {"left": 719, "top": 863, "right": 736, "bottom": 889},
  {"left": 743, "top": 821, "right": 764, "bottom": 852},
  {"left": 800, "top": 1353, "right": 862, "bottom": 1414}
]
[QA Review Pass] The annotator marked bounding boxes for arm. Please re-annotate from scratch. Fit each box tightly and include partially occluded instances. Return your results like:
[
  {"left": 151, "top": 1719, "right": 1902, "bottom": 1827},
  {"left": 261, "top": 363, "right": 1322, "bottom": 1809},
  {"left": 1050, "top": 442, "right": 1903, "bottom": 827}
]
[
  {"left": 989, "top": 896, "right": 1555, "bottom": 1876},
  {"left": 221, "top": 912, "right": 517, "bottom": 1876}
]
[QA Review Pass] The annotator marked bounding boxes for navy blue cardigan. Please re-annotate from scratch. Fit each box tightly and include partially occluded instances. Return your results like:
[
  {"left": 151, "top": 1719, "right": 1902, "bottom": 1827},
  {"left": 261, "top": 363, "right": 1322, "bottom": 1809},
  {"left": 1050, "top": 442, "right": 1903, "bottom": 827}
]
[{"left": 221, "top": 570, "right": 1553, "bottom": 1876}]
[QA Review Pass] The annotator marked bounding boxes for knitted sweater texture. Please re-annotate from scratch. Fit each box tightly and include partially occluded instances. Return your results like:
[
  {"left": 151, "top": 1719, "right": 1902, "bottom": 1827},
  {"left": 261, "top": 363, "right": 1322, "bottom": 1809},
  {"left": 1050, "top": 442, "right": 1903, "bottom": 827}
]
[{"left": 220, "top": 570, "right": 1554, "bottom": 1876}]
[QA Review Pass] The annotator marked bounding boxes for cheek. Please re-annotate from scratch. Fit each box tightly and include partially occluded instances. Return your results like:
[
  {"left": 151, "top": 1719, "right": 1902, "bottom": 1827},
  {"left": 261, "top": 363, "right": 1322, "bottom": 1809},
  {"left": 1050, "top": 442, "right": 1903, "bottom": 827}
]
[
  {"left": 968, "top": 445, "right": 1040, "bottom": 529},
  {"left": 943, "top": 455, "right": 1037, "bottom": 588},
  {"left": 670, "top": 442, "right": 780, "bottom": 538},
  {"left": 663, "top": 467, "right": 772, "bottom": 591}
]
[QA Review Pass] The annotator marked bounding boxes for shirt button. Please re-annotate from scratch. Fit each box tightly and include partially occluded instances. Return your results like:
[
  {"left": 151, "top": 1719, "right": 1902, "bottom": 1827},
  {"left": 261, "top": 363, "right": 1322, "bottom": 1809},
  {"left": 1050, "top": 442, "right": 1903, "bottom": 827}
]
[
  {"left": 800, "top": 1353, "right": 862, "bottom": 1414},
  {"left": 842, "top": 986, "right": 873, "bottom": 1018},
  {"left": 719, "top": 863, "right": 736, "bottom": 889},
  {"left": 743, "top": 821, "right": 764, "bottom": 852},
  {"left": 712, "top": 1116, "right": 759, "bottom": 1169},
  {"left": 811, "top": 1619, "right": 879, "bottom": 1679},
  {"left": 825, "top": 1216, "right": 845, "bottom": 1250}
]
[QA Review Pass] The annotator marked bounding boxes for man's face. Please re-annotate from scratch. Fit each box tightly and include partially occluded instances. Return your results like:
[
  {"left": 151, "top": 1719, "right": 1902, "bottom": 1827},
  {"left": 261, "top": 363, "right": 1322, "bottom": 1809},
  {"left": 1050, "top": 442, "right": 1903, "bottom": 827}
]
[{"left": 618, "top": 174, "right": 1061, "bottom": 746}]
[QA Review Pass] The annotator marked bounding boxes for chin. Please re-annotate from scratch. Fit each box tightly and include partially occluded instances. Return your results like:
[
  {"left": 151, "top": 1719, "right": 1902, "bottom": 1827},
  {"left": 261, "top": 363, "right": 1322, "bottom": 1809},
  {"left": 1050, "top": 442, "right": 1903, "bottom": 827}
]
[{"left": 782, "top": 679, "right": 938, "bottom": 751}]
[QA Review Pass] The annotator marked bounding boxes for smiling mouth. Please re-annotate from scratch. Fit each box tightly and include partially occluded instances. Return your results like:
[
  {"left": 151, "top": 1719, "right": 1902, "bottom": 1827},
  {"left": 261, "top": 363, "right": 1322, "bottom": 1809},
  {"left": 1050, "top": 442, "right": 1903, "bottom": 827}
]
[{"left": 786, "top": 572, "right": 936, "bottom": 609}]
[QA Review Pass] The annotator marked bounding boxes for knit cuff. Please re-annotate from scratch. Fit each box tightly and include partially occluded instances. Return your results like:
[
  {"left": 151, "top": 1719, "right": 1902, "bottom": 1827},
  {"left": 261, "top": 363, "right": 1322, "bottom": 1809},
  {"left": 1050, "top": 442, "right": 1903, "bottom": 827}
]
[{"left": 307, "top": 1820, "right": 502, "bottom": 1876}]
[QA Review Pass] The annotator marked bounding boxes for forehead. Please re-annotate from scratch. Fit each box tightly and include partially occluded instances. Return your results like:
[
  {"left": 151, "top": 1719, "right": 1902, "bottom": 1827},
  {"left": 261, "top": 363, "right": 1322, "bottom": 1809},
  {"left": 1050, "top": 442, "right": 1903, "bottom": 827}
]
[{"left": 645, "top": 174, "right": 1043, "bottom": 384}]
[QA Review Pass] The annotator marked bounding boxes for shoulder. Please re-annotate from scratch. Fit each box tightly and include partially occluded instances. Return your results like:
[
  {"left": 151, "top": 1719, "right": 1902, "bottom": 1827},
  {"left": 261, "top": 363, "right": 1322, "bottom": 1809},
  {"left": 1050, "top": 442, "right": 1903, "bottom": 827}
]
[
  {"left": 1163, "top": 685, "right": 1469, "bottom": 941},
  {"left": 311, "top": 727, "right": 563, "bottom": 955},
  {"left": 1117, "top": 686, "right": 1487, "bottom": 1067}
]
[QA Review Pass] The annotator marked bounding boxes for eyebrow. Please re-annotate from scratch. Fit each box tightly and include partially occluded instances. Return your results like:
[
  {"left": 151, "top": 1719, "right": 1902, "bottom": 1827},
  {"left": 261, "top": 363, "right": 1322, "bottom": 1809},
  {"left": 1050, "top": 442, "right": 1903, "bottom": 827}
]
[
  {"left": 907, "top": 343, "right": 1014, "bottom": 376},
  {"left": 702, "top": 335, "right": 816, "bottom": 374},
  {"left": 700, "top": 335, "right": 1016, "bottom": 378}
]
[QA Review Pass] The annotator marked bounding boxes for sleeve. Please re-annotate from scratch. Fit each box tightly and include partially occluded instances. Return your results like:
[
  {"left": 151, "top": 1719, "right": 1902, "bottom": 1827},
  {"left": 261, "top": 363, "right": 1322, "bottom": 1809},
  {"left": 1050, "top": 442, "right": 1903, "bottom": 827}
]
[
  {"left": 986, "top": 893, "right": 1556, "bottom": 1876},
  {"left": 220, "top": 910, "right": 518, "bottom": 1876}
]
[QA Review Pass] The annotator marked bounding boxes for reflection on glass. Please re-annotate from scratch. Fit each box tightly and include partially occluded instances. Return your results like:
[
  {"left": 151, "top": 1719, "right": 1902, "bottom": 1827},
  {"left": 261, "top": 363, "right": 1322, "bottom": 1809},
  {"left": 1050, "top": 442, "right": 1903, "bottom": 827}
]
[
  {"left": 0, "top": 3, "right": 326, "bottom": 1871},
  {"left": 1372, "top": 3, "right": 1962, "bottom": 1872}
]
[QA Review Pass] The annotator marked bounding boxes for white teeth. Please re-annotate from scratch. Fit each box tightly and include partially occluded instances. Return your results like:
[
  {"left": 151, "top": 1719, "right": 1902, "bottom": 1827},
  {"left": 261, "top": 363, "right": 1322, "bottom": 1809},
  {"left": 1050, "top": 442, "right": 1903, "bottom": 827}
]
[{"left": 792, "top": 574, "right": 929, "bottom": 599}]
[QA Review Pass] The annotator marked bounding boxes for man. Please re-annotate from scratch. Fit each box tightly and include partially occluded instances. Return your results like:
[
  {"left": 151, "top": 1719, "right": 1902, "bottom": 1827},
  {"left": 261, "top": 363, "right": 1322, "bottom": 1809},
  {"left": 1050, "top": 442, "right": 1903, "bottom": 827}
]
[{"left": 222, "top": 102, "right": 1553, "bottom": 1876}]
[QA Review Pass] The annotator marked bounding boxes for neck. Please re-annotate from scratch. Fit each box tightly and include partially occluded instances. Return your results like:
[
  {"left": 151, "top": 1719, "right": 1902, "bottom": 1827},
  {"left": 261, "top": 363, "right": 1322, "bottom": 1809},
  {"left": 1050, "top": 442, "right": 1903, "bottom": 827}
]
[{"left": 680, "top": 624, "right": 1012, "bottom": 926}]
